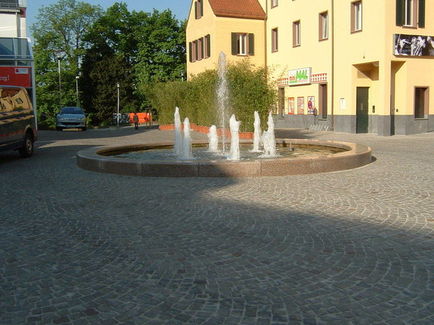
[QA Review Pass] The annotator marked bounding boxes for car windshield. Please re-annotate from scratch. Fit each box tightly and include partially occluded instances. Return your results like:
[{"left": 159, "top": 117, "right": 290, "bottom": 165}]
[{"left": 61, "top": 107, "right": 83, "bottom": 114}]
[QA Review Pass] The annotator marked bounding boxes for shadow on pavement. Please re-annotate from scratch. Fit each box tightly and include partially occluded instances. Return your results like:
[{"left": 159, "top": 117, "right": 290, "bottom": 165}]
[{"left": 0, "top": 134, "right": 433, "bottom": 324}]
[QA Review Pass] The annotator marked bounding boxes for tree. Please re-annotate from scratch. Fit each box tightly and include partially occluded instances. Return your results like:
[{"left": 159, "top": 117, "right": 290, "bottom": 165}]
[
  {"left": 135, "top": 10, "right": 186, "bottom": 85},
  {"left": 31, "top": 0, "right": 102, "bottom": 127},
  {"left": 80, "top": 3, "right": 142, "bottom": 124},
  {"left": 81, "top": 4, "right": 186, "bottom": 124}
]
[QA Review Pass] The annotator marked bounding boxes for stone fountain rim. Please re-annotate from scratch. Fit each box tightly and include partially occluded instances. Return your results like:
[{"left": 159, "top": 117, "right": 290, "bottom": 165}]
[{"left": 76, "top": 138, "right": 372, "bottom": 177}]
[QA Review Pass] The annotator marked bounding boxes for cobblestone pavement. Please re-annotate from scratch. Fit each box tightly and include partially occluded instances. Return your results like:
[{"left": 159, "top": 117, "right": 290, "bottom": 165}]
[{"left": 1, "top": 126, "right": 433, "bottom": 325}]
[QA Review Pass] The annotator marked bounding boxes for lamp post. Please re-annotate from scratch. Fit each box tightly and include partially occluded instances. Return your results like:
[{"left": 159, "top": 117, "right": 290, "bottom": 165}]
[
  {"left": 75, "top": 75, "right": 80, "bottom": 106},
  {"left": 57, "top": 54, "right": 62, "bottom": 104},
  {"left": 116, "top": 82, "right": 120, "bottom": 128}
]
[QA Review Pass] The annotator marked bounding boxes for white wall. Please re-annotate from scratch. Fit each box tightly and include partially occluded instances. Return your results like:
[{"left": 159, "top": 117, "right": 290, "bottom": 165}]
[{"left": 0, "top": 13, "right": 26, "bottom": 37}]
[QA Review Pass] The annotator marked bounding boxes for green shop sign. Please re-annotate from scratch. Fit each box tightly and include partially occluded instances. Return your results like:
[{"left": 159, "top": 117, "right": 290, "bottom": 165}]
[{"left": 288, "top": 67, "right": 312, "bottom": 86}]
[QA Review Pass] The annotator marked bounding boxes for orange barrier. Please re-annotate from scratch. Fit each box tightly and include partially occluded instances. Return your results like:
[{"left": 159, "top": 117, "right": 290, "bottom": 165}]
[{"left": 129, "top": 113, "right": 150, "bottom": 124}]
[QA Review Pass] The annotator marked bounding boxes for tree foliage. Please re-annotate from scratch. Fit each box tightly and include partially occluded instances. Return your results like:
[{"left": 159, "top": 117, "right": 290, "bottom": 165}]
[
  {"left": 31, "top": 0, "right": 103, "bottom": 127},
  {"left": 146, "top": 61, "right": 276, "bottom": 132},
  {"left": 80, "top": 3, "right": 186, "bottom": 125},
  {"left": 80, "top": 3, "right": 141, "bottom": 124},
  {"left": 135, "top": 10, "right": 186, "bottom": 85}
]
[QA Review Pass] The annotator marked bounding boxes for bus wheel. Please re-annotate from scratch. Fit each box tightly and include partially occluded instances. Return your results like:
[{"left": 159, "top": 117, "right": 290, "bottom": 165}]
[{"left": 19, "top": 132, "right": 34, "bottom": 158}]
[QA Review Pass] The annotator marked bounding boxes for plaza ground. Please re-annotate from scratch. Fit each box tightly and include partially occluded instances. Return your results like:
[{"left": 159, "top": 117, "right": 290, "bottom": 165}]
[{"left": 0, "top": 127, "right": 433, "bottom": 324}]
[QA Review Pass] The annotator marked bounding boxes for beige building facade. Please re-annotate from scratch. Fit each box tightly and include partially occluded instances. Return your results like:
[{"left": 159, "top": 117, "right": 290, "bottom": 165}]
[
  {"left": 0, "top": 0, "right": 27, "bottom": 38},
  {"left": 187, "top": 0, "right": 434, "bottom": 135}
]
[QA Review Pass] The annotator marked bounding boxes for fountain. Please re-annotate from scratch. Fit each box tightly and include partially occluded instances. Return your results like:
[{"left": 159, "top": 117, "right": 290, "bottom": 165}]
[
  {"left": 228, "top": 115, "right": 240, "bottom": 161},
  {"left": 217, "top": 52, "right": 229, "bottom": 153},
  {"left": 181, "top": 118, "right": 193, "bottom": 160},
  {"left": 207, "top": 125, "right": 219, "bottom": 152},
  {"left": 77, "top": 52, "right": 372, "bottom": 177},
  {"left": 260, "top": 112, "right": 277, "bottom": 157},
  {"left": 251, "top": 111, "right": 262, "bottom": 153},
  {"left": 174, "top": 107, "right": 182, "bottom": 156}
]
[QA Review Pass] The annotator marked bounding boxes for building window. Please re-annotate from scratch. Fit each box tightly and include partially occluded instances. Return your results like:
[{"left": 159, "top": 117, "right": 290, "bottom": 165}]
[
  {"left": 293, "top": 21, "right": 301, "bottom": 47},
  {"left": 271, "top": 0, "right": 278, "bottom": 8},
  {"left": 396, "top": 0, "right": 425, "bottom": 27},
  {"left": 195, "top": 0, "right": 203, "bottom": 19},
  {"left": 231, "top": 33, "right": 255, "bottom": 56},
  {"left": 319, "top": 12, "right": 328, "bottom": 40},
  {"left": 189, "top": 35, "right": 211, "bottom": 62},
  {"left": 204, "top": 34, "right": 211, "bottom": 59},
  {"left": 238, "top": 34, "right": 248, "bottom": 55},
  {"left": 190, "top": 41, "right": 196, "bottom": 62},
  {"left": 405, "top": 0, "right": 415, "bottom": 26},
  {"left": 351, "top": 1, "right": 362, "bottom": 33},
  {"left": 414, "top": 87, "right": 428, "bottom": 118},
  {"left": 197, "top": 38, "right": 203, "bottom": 60},
  {"left": 272, "top": 28, "right": 278, "bottom": 52}
]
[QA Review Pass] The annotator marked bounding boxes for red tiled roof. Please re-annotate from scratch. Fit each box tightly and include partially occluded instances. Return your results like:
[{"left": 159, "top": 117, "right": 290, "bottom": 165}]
[{"left": 208, "top": 0, "right": 266, "bottom": 20}]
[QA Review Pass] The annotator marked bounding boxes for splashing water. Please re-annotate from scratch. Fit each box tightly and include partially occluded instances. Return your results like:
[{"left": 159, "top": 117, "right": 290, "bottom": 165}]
[
  {"left": 217, "top": 52, "right": 229, "bottom": 153},
  {"left": 260, "top": 112, "right": 277, "bottom": 157},
  {"left": 207, "top": 125, "right": 219, "bottom": 152},
  {"left": 174, "top": 107, "right": 183, "bottom": 156},
  {"left": 228, "top": 114, "right": 241, "bottom": 160},
  {"left": 251, "top": 111, "right": 262, "bottom": 152},
  {"left": 181, "top": 117, "right": 193, "bottom": 160}
]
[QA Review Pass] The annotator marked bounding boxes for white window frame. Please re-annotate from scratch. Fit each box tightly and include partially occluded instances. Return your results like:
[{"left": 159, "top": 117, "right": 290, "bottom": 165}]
[
  {"left": 237, "top": 34, "right": 248, "bottom": 55},
  {"left": 293, "top": 21, "right": 301, "bottom": 47},
  {"left": 404, "top": 0, "right": 418, "bottom": 27},
  {"left": 272, "top": 28, "right": 278, "bottom": 52},
  {"left": 319, "top": 12, "right": 328, "bottom": 40},
  {"left": 351, "top": 1, "right": 363, "bottom": 32}
]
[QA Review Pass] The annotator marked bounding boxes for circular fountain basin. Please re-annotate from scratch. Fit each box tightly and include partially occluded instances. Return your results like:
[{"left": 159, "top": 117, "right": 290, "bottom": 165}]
[{"left": 76, "top": 139, "right": 372, "bottom": 177}]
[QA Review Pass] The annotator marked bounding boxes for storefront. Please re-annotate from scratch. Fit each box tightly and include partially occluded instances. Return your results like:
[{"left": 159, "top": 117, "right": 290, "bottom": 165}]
[{"left": 274, "top": 67, "right": 330, "bottom": 131}]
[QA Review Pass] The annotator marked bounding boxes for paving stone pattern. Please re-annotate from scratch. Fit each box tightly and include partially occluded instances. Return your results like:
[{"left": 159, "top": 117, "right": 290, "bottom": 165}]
[{"left": 0, "top": 127, "right": 433, "bottom": 324}]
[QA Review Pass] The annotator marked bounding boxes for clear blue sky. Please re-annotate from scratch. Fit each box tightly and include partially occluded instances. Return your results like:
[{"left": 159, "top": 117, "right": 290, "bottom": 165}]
[{"left": 27, "top": 0, "right": 190, "bottom": 32}]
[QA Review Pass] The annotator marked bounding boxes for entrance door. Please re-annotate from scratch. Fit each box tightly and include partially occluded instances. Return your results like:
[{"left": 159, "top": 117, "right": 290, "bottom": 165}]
[
  {"left": 356, "top": 87, "right": 369, "bottom": 133},
  {"left": 278, "top": 87, "right": 285, "bottom": 115},
  {"left": 319, "top": 84, "right": 327, "bottom": 119}
]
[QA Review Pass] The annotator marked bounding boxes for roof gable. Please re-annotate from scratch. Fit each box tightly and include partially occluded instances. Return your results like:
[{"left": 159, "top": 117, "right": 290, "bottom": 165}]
[{"left": 208, "top": 0, "right": 266, "bottom": 20}]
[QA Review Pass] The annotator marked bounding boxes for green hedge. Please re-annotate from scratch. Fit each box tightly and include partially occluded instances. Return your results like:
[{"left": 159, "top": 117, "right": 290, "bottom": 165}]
[{"left": 145, "top": 61, "right": 276, "bottom": 132}]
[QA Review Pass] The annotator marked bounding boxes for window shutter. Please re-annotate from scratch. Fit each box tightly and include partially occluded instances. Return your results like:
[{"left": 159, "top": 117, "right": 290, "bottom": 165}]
[
  {"left": 396, "top": 0, "right": 404, "bottom": 26},
  {"left": 192, "top": 41, "right": 197, "bottom": 62},
  {"left": 189, "top": 42, "right": 193, "bottom": 62},
  {"left": 200, "top": 0, "right": 204, "bottom": 18},
  {"left": 231, "top": 33, "right": 237, "bottom": 55},
  {"left": 195, "top": 2, "right": 198, "bottom": 19},
  {"left": 205, "top": 34, "right": 211, "bottom": 58},
  {"left": 418, "top": 0, "right": 425, "bottom": 28},
  {"left": 248, "top": 34, "right": 255, "bottom": 55}
]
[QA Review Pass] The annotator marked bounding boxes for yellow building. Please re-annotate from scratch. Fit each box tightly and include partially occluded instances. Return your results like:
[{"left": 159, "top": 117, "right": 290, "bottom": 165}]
[
  {"left": 187, "top": 0, "right": 434, "bottom": 135},
  {"left": 186, "top": 0, "right": 266, "bottom": 76}
]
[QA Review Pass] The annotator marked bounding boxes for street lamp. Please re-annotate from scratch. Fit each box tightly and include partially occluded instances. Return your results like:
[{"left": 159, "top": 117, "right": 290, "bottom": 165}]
[
  {"left": 116, "top": 82, "right": 120, "bottom": 128},
  {"left": 57, "top": 54, "right": 62, "bottom": 104},
  {"left": 75, "top": 75, "right": 80, "bottom": 107}
]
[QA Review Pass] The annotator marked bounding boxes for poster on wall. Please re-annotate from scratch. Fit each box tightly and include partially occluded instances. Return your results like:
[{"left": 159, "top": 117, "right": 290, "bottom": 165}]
[
  {"left": 297, "top": 97, "right": 304, "bottom": 114},
  {"left": 307, "top": 96, "right": 316, "bottom": 114},
  {"left": 394, "top": 34, "right": 434, "bottom": 57},
  {"left": 288, "top": 97, "right": 295, "bottom": 114}
]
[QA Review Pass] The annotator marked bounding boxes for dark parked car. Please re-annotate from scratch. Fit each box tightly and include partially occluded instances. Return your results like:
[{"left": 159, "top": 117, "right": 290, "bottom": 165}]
[
  {"left": 56, "top": 106, "right": 86, "bottom": 131},
  {"left": 0, "top": 86, "right": 37, "bottom": 157}
]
